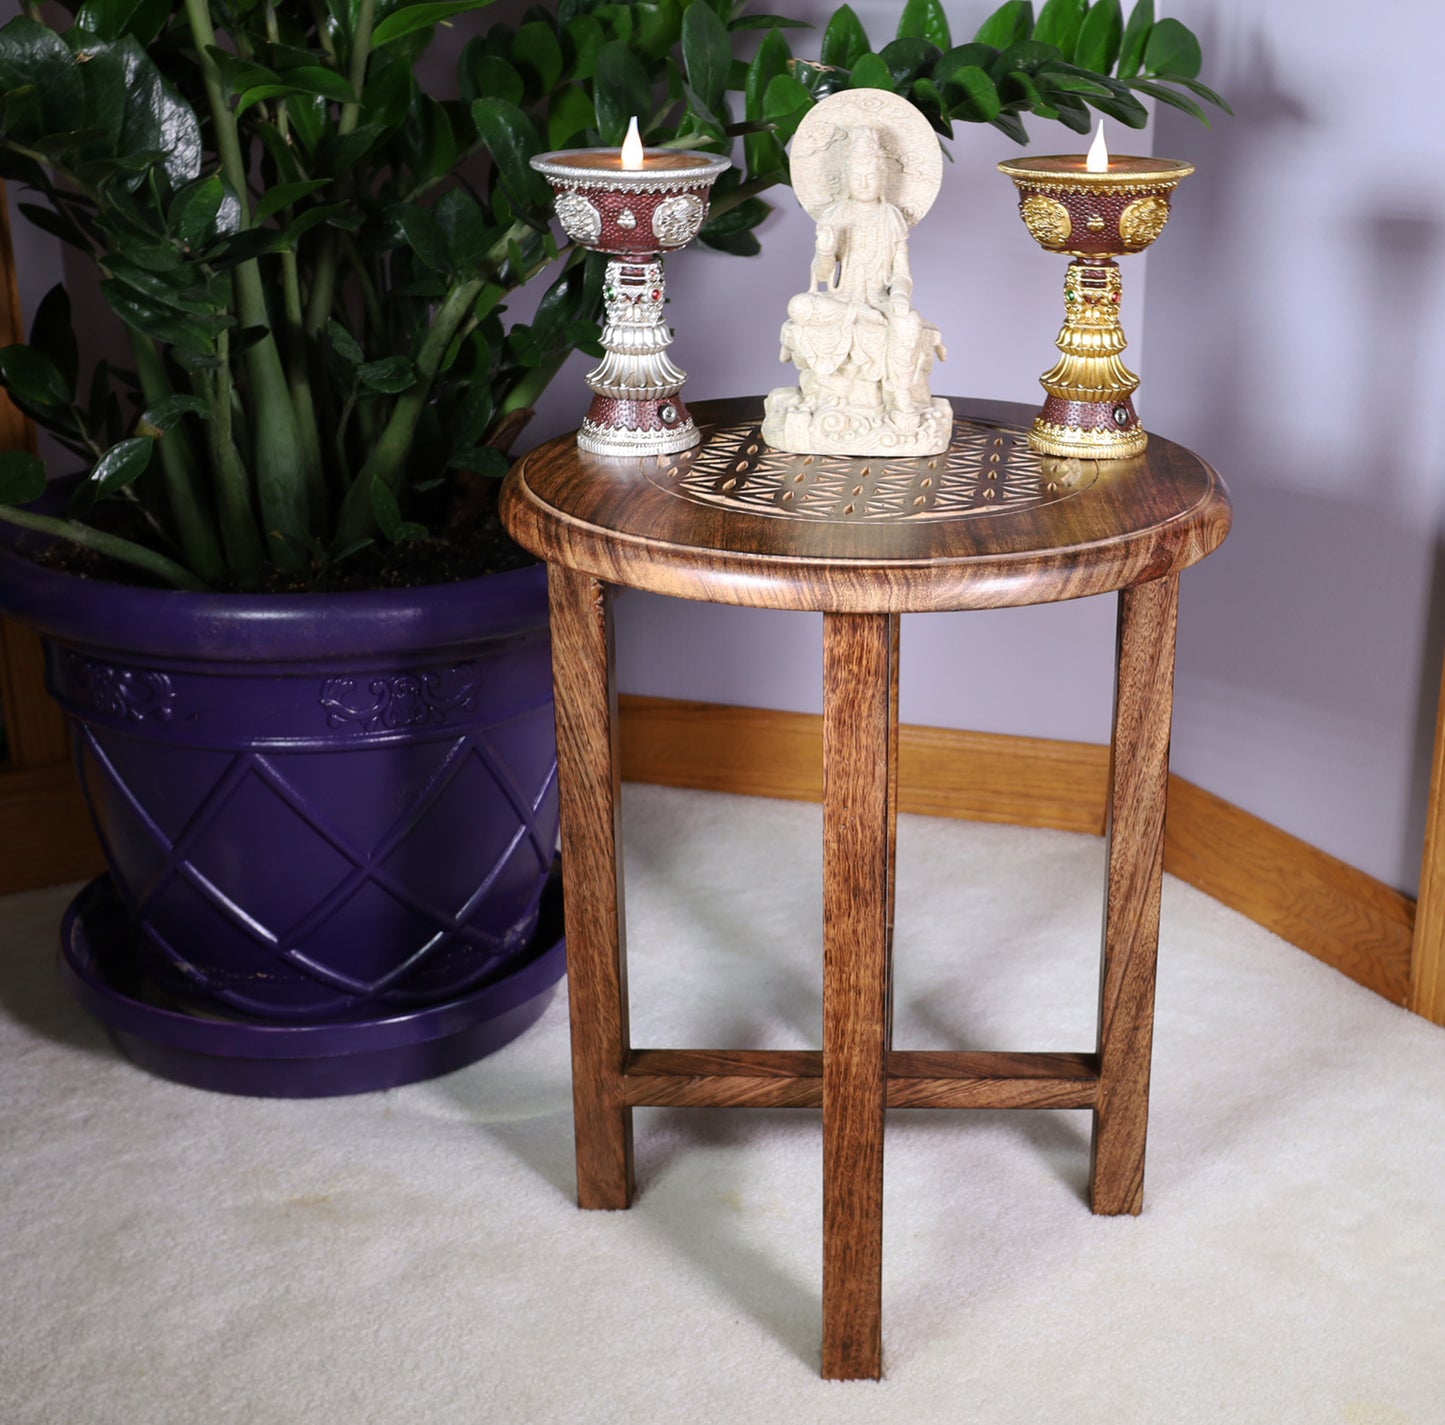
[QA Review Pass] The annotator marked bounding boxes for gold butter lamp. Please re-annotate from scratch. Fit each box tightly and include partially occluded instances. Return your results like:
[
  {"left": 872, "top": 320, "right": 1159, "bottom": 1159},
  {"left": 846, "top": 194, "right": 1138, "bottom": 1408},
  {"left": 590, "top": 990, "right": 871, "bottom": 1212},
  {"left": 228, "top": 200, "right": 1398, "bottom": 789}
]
[{"left": 999, "top": 127, "right": 1193, "bottom": 458}]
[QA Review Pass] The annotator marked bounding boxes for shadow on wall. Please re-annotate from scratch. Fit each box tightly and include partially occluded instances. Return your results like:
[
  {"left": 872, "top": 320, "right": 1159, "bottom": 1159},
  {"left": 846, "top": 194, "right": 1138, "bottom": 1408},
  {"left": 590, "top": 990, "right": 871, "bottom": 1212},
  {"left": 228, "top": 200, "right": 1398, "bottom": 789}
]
[{"left": 1142, "top": 16, "right": 1445, "bottom": 893}]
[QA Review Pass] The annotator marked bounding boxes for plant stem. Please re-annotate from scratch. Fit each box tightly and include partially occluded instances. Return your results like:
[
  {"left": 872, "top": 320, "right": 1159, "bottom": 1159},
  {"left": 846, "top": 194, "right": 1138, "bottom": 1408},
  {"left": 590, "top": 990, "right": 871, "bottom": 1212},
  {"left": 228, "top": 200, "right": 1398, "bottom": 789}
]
[
  {"left": 196, "top": 335, "right": 266, "bottom": 587},
  {"left": 183, "top": 0, "right": 320, "bottom": 563},
  {"left": 0, "top": 505, "right": 208, "bottom": 591},
  {"left": 332, "top": 277, "right": 483, "bottom": 545},
  {"left": 127, "top": 332, "right": 227, "bottom": 583},
  {"left": 302, "top": 0, "right": 376, "bottom": 340}
]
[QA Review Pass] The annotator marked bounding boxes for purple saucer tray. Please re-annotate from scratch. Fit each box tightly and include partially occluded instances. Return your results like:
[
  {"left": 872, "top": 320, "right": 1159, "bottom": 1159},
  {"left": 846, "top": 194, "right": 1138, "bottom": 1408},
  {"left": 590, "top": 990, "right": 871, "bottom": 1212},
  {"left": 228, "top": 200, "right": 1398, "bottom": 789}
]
[{"left": 58, "top": 864, "right": 566, "bottom": 1098}]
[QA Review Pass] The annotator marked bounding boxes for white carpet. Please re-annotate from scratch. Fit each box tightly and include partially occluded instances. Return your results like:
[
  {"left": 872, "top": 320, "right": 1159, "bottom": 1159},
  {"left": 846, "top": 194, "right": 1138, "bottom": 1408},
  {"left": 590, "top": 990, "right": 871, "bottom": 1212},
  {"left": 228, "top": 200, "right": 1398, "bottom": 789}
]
[{"left": 2, "top": 784, "right": 1443, "bottom": 1425}]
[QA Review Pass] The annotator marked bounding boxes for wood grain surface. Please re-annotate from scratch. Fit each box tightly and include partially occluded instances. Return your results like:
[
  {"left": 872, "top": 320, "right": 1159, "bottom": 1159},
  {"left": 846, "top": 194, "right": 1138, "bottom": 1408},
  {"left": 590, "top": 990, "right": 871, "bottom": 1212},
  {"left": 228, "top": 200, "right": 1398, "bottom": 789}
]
[
  {"left": 503, "top": 397, "right": 1232, "bottom": 613},
  {"left": 1090, "top": 576, "right": 1178, "bottom": 1217},
  {"left": 547, "top": 565, "right": 634, "bottom": 1210},
  {"left": 1410, "top": 655, "right": 1445, "bottom": 1023},
  {"left": 820, "top": 613, "right": 894, "bottom": 1380}
]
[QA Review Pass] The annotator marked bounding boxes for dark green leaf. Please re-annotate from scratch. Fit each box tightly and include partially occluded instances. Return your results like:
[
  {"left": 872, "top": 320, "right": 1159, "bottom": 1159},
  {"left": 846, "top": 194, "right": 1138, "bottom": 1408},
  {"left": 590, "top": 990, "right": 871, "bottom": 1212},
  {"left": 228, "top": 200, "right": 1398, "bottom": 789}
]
[
  {"left": 1127, "top": 77, "right": 1208, "bottom": 123},
  {"left": 28, "top": 285, "right": 77, "bottom": 390},
  {"left": 167, "top": 174, "right": 225, "bottom": 245},
  {"left": 548, "top": 85, "right": 596, "bottom": 149},
  {"left": 252, "top": 179, "right": 332, "bottom": 226},
  {"left": 205, "top": 48, "right": 280, "bottom": 98},
  {"left": 849, "top": 52, "right": 895, "bottom": 91},
  {"left": 514, "top": 19, "right": 565, "bottom": 95},
  {"left": 15, "top": 202, "right": 94, "bottom": 255},
  {"left": 449, "top": 382, "right": 495, "bottom": 449},
  {"left": 942, "top": 64, "right": 1001, "bottom": 121},
  {"left": 1143, "top": 17, "right": 1200, "bottom": 78},
  {"left": 100, "top": 287, "right": 225, "bottom": 354},
  {"left": 0, "top": 450, "right": 45, "bottom": 506},
  {"left": 114, "top": 36, "right": 202, "bottom": 186},
  {"left": 1033, "top": 0, "right": 1086, "bottom": 55},
  {"left": 330, "top": 123, "right": 388, "bottom": 175},
  {"left": 762, "top": 73, "right": 812, "bottom": 141},
  {"left": 898, "top": 0, "right": 951, "bottom": 49},
  {"left": 74, "top": 0, "right": 146, "bottom": 41},
  {"left": 435, "top": 188, "right": 489, "bottom": 276},
  {"left": 472, "top": 96, "right": 549, "bottom": 212},
  {"left": 1006, "top": 68, "right": 1057, "bottom": 117},
  {"left": 369, "top": 477, "right": 404, "bottom": 539},
  {"left": 934, "top": 43, "right": 1000, "bottom": 83},
  {"left": 370, "top": 0, "right": 498, "bottom": 48},
  {"left": 700, "top": 196, "right": 769, "bottom": 237},
  {"left": 1073, "top": 0, "right": 1123, "bottom": 75},
  {"left": 634, "top": 0, "right": 684, "bottom": 61},
  {"left": 357, "top": 355, "right": 417, "bottom": 393},
  {"left": 447, "top": 446, "right": 508, "bottom": 479},
  {"left": 564, "top": 14, "right": 606, "bottom": 81},
  {"left": 0, "top": 344, "right": 71, "bottom": 411},
  {"left": 878, "top": 37, "right": 939, "bottom": 88},
  {"left": 88, "top": 436, "right": 153, "bottom": 499},
  {"left": 991, "top": 109, "right": 1030, "bottom": 143},
  {"left": 280, "top": 64, "right": 359, "bottom": 105},
  {"left": 0, "top": 19, "right": 85, "bottom": 134},
  {"left": 821, "top": 5, "right": 869, "bottom": 68},
  {"left": 591, "top": 40, "right": 651, "bottom": 145},
  {"left": 973, "top": 1, "right": 1034, "bottom": 48},
  {"left": 1080, "top": 89, "right": 1148, "bottom": 126},
  {"left": 138, "top": 395, "right": 208, "bottom": 432},
  {"left": 393, "top": 203, "right": 453, "bottom": 276},
  {"left": 990, "top": 41, "right": 1060, "bottom": 78},
  {"left": 682, "top": 0, "right": 730, "bottom": 118},
  {"left": 462, "top": 48, "right": 524, "bottom": 107},
  {"left": 326, "top": 318, "right": 365, "bottom": 366},
  {"left": 1156, "top": 72, "right": 1232, "bottom": 113},
  {"left": 696, "top": 227, "right": 760, "bottom": 256},
  {"left": 729, "top": 15, "right": 812, "bottom": 29},
  {"left": 1117, "top": 0, "right": 1153, "bottom": 79}
]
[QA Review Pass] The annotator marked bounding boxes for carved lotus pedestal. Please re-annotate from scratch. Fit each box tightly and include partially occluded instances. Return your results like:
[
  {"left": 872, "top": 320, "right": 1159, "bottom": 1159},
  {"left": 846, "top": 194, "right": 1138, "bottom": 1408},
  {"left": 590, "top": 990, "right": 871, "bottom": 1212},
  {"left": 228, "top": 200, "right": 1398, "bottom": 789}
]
[{"left": 0, "top": 533, "right": 566, "bottom": 1095}]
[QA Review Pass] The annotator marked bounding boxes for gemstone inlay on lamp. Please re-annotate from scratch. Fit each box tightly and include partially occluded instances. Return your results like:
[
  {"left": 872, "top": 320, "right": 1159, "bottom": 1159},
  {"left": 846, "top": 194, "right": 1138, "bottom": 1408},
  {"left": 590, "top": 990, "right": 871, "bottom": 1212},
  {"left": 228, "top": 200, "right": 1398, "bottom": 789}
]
[
  {"left": 531, "top": 119, "right": 730, "bottom": 456},
  {"left": 998, "top": 126, "right": 1193, "bottom": 458}
]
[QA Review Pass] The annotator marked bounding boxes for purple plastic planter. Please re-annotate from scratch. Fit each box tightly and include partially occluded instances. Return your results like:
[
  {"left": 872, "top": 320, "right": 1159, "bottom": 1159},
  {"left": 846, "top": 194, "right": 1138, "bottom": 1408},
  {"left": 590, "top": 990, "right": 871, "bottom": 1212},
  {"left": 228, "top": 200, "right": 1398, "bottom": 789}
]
[{"left": 0, "top": 528, "right": 565, "bottom": 1046}]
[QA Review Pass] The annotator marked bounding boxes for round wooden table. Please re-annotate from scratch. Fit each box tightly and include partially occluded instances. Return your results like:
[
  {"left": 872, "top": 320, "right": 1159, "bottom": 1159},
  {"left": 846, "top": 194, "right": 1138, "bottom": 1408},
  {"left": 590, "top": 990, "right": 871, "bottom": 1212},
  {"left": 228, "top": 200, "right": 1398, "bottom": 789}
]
[{"left": 501, "top": 396, "right": 1231, "bottom": 1380}]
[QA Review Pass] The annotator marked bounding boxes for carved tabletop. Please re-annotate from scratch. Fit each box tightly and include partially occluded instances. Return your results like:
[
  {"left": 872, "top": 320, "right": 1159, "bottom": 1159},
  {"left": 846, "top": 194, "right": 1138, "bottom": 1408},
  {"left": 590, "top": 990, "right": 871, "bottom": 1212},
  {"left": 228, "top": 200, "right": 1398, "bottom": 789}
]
[{"left": 501, "top": 395, "right": 1231, "bottom": 612}]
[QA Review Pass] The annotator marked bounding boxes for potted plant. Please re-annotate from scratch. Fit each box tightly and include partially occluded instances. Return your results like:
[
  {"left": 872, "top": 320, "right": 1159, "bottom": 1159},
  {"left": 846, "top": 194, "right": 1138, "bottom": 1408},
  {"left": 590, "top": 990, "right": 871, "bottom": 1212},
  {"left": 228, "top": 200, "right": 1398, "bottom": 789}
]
[{"left": 0, "top": 0, "right": 1223, "bottom": 1091}]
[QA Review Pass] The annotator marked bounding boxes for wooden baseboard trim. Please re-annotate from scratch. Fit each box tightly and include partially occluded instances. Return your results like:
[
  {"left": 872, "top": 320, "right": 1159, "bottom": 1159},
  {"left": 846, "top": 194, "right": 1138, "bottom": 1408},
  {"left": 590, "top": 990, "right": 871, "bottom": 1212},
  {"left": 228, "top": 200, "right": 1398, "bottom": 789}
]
[
  {"left": 618, "top": 694, "right": 1417, "bottom": 1011},
  {"left": 0, "top": 761, "right": 103, "bottom": 896}
]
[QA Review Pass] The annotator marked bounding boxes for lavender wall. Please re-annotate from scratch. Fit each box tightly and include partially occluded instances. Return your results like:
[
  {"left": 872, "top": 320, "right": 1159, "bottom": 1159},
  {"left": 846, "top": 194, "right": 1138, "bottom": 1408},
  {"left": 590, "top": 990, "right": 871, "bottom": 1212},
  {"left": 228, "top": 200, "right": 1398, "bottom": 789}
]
[{"left": 1135, "top": 0, "right": 1445, "bottom": 893}]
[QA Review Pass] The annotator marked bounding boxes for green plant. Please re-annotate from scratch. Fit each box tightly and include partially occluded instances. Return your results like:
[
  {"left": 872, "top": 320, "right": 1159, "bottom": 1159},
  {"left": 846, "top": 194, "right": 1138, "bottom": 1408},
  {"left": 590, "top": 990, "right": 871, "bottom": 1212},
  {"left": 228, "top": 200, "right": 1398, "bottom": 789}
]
[{"left": 0, "top": 0, "right": 1224, "bottom": 592}]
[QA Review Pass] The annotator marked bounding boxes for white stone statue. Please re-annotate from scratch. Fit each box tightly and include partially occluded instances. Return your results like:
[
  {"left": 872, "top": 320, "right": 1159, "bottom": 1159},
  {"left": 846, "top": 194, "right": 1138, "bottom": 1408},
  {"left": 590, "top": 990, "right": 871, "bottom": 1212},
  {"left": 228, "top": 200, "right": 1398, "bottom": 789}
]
[{"left": 762, "top": 90, "right": 952, "bottom": 458}]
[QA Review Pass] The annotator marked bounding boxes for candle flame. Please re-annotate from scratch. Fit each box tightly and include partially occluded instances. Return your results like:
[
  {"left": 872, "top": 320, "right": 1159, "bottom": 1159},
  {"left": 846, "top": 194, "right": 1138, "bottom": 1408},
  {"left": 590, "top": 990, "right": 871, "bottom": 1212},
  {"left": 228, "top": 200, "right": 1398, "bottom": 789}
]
[
  {"left": 1086, "top": 122, "right": 1109, "bottom": 173},
  {"left": 621, "top": 116, "right": 644, "bottom": 170}
]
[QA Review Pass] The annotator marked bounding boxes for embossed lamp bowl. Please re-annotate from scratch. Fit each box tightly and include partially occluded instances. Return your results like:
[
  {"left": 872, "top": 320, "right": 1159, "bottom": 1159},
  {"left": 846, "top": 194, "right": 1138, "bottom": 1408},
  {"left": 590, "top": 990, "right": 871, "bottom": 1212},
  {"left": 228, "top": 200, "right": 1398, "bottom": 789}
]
[
  {"left": 529, "top": 146, "right": 731, "bottom": 458},
  {"left": 996, "top": 154, "right": 1193, "bottom": 460},
  {"left": 996, "top": 154, "right": 1195, "bottom": 256},
  {"left": 529, "top": 149, "right": 731, "bottom": 253}
]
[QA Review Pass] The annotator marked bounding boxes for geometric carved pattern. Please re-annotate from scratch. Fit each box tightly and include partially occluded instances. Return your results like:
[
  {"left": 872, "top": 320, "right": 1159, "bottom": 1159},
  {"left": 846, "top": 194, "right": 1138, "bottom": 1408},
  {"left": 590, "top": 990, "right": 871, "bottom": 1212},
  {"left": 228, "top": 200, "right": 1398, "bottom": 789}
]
[{"left": 643, "top": 418, "right": 1098, "bottom": 523}]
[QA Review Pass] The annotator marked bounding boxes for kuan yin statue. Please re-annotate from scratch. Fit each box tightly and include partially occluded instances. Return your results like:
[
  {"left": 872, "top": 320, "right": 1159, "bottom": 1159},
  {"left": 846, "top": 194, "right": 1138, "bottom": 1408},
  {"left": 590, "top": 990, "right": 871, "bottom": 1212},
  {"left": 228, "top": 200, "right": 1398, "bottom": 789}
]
[{"left": 762, "top": 89, "right": 952, "bottom": 458}]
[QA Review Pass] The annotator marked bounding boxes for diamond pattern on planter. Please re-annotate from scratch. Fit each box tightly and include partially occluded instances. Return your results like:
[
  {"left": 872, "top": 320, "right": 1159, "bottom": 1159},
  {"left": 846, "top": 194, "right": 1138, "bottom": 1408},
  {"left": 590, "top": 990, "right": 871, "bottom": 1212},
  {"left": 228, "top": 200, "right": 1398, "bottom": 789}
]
[{"left": 183, "top": 765, "right": 355, "bottom": 931}]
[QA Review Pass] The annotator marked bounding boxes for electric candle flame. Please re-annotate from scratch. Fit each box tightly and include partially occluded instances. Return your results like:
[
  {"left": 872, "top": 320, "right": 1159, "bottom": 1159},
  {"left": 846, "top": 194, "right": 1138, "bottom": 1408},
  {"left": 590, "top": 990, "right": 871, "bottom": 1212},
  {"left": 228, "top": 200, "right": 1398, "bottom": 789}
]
[
  {"left": 620, "top": 116, "right": 644, "bottom": 170},
  {"left": 1086, "top": 122, "right": 1109, "bottom": 173}
]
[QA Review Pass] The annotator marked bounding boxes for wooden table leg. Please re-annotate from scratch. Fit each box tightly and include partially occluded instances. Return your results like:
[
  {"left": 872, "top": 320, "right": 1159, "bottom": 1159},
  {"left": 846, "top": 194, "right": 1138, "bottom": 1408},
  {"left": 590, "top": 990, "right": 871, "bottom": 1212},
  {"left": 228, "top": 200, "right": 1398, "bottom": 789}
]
[
  {"left": 821, "top": 611, "right": 898, "bottom": 1380},
  {"left": 548, "top": 564, "right": 634, "bottom": 1211},
  {"left": 1090, "top": 575, "right": 1179, "bottom": 1217}
]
